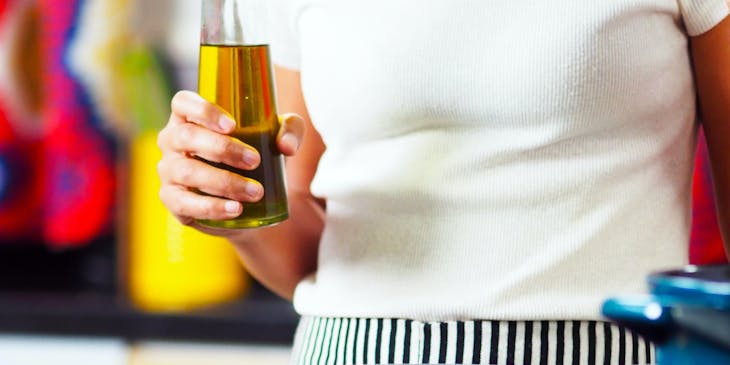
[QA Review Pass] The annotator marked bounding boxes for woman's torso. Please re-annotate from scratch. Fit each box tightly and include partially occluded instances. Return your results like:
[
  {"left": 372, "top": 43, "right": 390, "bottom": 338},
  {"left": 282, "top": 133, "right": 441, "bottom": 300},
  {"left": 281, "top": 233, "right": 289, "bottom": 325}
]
[{"left": 266, "top": 0, "right": 728, "bottom": 320}]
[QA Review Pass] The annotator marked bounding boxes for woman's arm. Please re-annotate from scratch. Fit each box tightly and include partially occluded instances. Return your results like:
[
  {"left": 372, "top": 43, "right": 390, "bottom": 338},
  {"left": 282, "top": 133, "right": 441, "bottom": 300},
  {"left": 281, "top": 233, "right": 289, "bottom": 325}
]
[
  {"left": 691, "top": 14, "right": 730, "bottom": 261},
  {"left": 157, "top": 66, "right": 326, "bottom": 300}
]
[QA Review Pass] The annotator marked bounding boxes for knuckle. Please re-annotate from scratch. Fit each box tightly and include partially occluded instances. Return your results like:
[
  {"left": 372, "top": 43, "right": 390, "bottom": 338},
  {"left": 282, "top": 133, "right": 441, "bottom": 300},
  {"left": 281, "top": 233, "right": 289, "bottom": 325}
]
[
  {"left": 223, "top": 173, "right": 249, "bottom": 201},
  {"left": 173, "top": 90, "right": 188, "bottom": 100},
  {"left": 156, "top": 128, "right": 170, "bottom": 150},
  {"left": 174, "top": 161, "right": 196, "bottom": 184},
  {"left": 177, "top": 194, "right": 198, "bottom": 218},
  {"left": 158, "top": 187, "right": 176, "bottom": 211},
  {"left": 173, "top": 90, "right": 193, "bottom": 101},
  {"left": 215, "top": 137, "right": 234, "bottom": 156},
  {"left": 196, "top": 102, "right": 219, "bottom": 121},
  {"left": 177, "top": 123, "right": 196, "bottom": 146},
  {"left": 199, "top": 199, "right": 218, "bottom": 218},
  {"left": 157, "top": 187, "right": 166, "bottom": 204},
  {"left": 219, "top": 171, "right": 238, "bottom": 194},
  {"left": 156, "top": 160, "right": 165, "bottom": 177},
  {"left": 171, "top": 90, "right": 188, "bottom": 110}
]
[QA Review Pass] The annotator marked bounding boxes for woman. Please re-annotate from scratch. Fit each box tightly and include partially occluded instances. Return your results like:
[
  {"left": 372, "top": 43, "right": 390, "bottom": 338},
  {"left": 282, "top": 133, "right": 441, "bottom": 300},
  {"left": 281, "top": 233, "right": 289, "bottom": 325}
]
[{"left": 156, "top": 0, "right": 730, "bottom": 364}]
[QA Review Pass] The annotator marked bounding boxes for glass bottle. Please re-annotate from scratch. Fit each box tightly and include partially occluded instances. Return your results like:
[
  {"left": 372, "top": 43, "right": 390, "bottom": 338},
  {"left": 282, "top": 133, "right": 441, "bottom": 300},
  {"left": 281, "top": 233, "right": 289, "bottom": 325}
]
[{"left": 196, "top": 0, "right": 288, "bottom": 229}]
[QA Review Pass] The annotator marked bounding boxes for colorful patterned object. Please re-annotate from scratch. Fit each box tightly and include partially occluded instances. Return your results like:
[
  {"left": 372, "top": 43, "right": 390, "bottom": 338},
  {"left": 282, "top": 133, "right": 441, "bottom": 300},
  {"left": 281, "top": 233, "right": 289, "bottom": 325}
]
[
  {"left": 38, "top": 0, "right": 116, "bottom": 249},
  {"left": 68, "top": 0, "right": 137, "bottom": 135},
  {"left": 0, "top": 0, "right": 44, "bottom": 242},
  {"left": 0, "top": 117, "right": 44, "bottom": 242}
]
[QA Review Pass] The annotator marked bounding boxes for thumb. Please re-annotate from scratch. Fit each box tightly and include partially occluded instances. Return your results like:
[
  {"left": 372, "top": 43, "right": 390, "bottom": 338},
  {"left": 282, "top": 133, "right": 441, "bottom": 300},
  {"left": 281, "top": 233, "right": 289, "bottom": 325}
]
[{"left": 277, "top": 113, "right": 306, "bottom": 156}]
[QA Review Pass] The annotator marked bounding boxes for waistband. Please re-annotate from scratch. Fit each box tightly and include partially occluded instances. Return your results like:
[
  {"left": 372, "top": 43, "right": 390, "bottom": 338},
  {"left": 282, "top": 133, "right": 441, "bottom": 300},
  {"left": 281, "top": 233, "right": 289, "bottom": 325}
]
[{"left": 291, "top": 317, "right": 655, "bottom": 365}]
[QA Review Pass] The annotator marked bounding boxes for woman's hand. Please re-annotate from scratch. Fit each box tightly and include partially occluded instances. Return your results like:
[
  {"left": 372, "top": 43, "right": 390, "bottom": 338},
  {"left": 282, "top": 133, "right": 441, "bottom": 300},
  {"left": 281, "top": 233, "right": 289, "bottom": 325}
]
[
  {"left": 154, "top": 68, "right": 323, "bottom": 300},
  {"left": 156, "top": 90, "right": 305, "bottom": 234}
]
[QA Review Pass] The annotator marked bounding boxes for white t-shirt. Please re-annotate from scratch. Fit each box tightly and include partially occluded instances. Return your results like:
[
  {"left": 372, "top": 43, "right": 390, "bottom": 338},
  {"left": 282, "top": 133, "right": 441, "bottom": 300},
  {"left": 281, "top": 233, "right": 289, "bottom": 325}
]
[{"left": 268, "top": 0, "right": 729, "bottom": 320}]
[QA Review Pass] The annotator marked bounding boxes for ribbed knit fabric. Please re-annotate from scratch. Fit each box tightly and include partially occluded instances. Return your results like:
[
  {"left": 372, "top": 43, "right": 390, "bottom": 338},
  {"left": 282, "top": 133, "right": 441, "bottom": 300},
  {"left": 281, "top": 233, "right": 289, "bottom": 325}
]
[
  {"left": 679, "top": 0, "right": 730, "bottom": 35},
  {"left": 268, "top": 0, "right": 729, "bottom": 321}
]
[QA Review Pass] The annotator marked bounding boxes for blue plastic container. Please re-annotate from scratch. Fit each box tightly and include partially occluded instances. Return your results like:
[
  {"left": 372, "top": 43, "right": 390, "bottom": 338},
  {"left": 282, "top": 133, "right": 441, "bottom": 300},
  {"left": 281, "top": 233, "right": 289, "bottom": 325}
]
[{"left": 602, "top": 265, "right": 730, "bottom": 365}]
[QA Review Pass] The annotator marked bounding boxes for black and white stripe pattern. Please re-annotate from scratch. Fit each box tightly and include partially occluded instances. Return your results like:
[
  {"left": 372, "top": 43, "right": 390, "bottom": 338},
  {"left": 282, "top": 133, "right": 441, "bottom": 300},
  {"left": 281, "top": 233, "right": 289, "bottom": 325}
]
[{"left": 291, "top": 317, "right": 655, "bottom": 365}]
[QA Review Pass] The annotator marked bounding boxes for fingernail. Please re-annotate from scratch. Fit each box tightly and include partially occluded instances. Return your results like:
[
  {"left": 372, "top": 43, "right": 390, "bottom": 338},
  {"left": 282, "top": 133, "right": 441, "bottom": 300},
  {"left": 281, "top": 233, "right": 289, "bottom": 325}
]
[
  {"left": 225, "top": 201, "right": 241, "bottom": 214},
  {"left": 243, "top": 149, "right": 259, "bottom": 167},
  {"left": 281, "top": 133, "right": 299, "bottom": 151},
  {"left": 246, "top": 183, "right": 262, "bottom": 199},
  {"left": 219, "top": 115, "right": 236, "bottom": 132}
]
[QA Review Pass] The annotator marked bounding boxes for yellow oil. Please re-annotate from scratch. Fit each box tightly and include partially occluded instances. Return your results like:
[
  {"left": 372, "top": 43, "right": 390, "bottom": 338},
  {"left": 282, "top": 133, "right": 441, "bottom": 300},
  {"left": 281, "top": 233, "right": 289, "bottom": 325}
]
[{"left": 196, "top": 44, "right": 288, "bottom": 229}]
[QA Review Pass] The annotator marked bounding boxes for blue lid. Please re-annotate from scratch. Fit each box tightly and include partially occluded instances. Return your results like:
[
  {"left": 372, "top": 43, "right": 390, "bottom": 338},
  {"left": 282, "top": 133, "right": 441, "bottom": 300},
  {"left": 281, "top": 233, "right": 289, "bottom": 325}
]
[
  {"left": 649, "top": 265, "right": 730, "bottom": 310},
  {"left": 601, "top": 296, "right": 675, "bottom": 344}
]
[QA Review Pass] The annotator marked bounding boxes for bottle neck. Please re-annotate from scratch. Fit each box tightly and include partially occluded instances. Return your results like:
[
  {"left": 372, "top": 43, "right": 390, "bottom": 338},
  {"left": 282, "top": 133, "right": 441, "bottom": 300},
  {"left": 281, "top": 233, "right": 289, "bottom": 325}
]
[{"left": 201, "top": 0, "right": 267, "bottom": 46}]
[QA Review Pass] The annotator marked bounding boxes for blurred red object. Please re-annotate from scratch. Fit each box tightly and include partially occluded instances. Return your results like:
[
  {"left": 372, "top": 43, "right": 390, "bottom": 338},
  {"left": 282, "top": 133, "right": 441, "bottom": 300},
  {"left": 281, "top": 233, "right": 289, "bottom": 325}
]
[
  {"left": 0, "top": 0, "right": 44, "bottom": 242},
  {"left": 39, "top": 0, "right": 115, "bottom": 249},
  {"left": 690, "top": 128, "right": 728, "bottom": 264},
  {"left": 0, "top": 0, "right": 115, "bottom": 248},
  {"left": 0, "top": 110, "right": 44, "bottom": 242}
]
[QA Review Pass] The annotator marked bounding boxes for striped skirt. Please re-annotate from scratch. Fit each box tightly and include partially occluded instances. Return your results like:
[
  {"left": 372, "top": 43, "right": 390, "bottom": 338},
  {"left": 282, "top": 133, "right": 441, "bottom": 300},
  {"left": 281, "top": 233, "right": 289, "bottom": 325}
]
[{"left": 291, "top": 317, "right": 656, "bottom": 365}]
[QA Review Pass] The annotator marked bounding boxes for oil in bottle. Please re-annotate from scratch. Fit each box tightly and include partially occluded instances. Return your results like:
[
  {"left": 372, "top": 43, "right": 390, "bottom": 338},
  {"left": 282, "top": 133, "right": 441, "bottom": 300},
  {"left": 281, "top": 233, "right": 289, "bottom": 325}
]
[{"left": 196, "top": 44, "right": 288, "bottom": 229}]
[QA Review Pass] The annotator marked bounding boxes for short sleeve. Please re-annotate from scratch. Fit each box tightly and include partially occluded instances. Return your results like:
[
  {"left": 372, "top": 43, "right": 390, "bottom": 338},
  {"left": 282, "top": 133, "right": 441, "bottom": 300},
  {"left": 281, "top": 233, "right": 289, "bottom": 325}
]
[
  {"left": 267, "top": 0, "right": 301, "bottom": 70},
  {"left": 678, "top": 0, "right": 730, "bottom": 36}
]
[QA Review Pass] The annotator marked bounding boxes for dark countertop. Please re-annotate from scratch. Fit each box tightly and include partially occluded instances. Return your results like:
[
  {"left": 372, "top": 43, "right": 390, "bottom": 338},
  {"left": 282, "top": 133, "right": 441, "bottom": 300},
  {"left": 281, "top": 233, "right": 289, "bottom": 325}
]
[
  {"left": 0, "top": 240, "right": 299, "bottom": 345},
  {"left": 0, "top": 287, "right": 300, "bottom": 345}
]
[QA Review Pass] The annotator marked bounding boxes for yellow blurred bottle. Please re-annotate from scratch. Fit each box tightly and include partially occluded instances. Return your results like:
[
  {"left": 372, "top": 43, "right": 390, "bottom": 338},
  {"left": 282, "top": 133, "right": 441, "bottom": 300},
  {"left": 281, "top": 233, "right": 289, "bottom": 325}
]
[{"left": 128, "top": 130, "right": 248, "bottom": 312}]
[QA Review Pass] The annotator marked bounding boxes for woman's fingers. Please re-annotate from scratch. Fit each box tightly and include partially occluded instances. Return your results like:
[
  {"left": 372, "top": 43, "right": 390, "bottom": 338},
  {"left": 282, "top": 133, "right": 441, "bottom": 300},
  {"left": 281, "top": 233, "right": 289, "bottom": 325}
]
[
  {"left": 159, "top": 184, "right": 242, "bottom": 223},
  {"left": 277, "top": 113, "right": 306, "bottom": 156},
  {"left": 158, "top": 156, "right": 264, "bottom": 203},
  {"left": 164, "top": 91, "right": 306, "bottom": 160},
  {"left": 157, "top": 90, "right": 310, "bottom": 226},
  {"left": 160, "top": 122, "right": 260, "bottom": 170},
  {"left": 170, "top": 90, "right": 236, "bottom": 134}
]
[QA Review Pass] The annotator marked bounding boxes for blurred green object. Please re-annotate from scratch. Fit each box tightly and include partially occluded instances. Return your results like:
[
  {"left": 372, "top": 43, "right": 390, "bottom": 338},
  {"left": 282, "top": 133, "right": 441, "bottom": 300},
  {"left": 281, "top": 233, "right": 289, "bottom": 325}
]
[{"left": 119, "top": 46, "right": 175, "bottom": 133}]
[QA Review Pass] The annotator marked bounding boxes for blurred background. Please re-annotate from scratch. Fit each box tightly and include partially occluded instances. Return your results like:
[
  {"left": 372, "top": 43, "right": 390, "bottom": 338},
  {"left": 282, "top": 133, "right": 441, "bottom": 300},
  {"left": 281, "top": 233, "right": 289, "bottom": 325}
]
[
  {"left": 0, "top": 0, "right": 296, "bottom": 364},
  {"left": 0, "top": 0, "right": 726, "bottom": 364}
]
